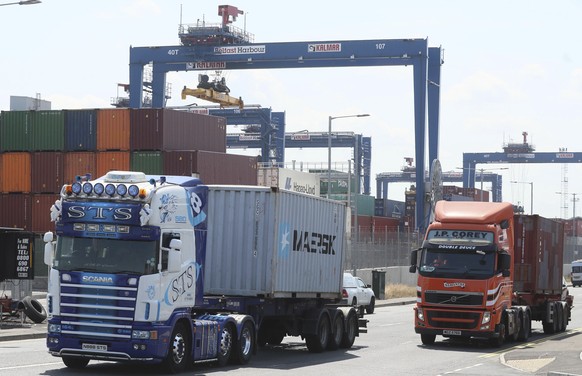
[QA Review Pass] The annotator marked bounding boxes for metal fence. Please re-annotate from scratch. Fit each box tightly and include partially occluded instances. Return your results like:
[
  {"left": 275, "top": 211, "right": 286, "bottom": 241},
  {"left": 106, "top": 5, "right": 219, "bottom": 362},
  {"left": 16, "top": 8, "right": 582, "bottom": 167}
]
[{"left": 345, "top": 228, "right": 424, "bottom": 271}]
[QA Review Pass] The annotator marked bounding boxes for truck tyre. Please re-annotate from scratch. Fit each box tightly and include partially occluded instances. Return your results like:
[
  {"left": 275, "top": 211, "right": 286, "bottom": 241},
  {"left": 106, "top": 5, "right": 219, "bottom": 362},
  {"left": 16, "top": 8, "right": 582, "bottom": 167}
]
[
  {"left": 366, "top": 297, "right": 375, "bottom": 314},
  {"left": 517, "top": 311, "right": 530, "bottom": 342},
  {"left": 231, "top": 321, "right": 254, "bottom": 365},
  {"left": 327, "top": 312, "right": 344, "bottom": 350},
  {"left": 162, "top": 322, "right": 190, "bottom": 374},
  {"left": 420, "top": 334, "right": 436, "bottom": 345},
  {"left": 562, "top": 306, "right": 570, "bottom": 331},
  {"left": 21, "top": 296, "right": 47, "bottom": 324},
  {"left": 340, "top": 311, "right": 358, "bottom": 349},
  {"left": 556, "top": 304, "right": 564, "bottom": 333},
  {"left": 217, "top": 323, "right": 234, "bottom": 367},
  {"left": 62, "top": 356, "right": 89, "bottom": 369},
  {"left": 306, "top": 312, "right": 330, "bottom": 353},
  {"left": 489, "top": 323, "right": 506, "bottom": 348}
]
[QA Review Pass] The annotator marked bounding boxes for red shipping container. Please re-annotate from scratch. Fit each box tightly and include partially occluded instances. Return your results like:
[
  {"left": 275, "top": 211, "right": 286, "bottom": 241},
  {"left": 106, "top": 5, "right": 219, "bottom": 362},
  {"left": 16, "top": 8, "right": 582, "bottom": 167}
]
[
  {"left": 130, "top": 109, "right": 226, "bottom": 152},
  {"left": 97, "top": 108, "right": 130, "bottom": 151},
  {"left": 96, "top": 151, "right": 130, "bottom": 178},
  {"left": 1, "top": 152, "right": 31, "bottom": 193},
  {"left": 31, "top": 152, "right": 64, "bottom": 193},
  {"left": 64, "top": 152, "right": 96, "bottom": 184},
  {"left": 163, "top": 151, "right": 257, "bottom": 185},
  {"left": 32, "top": 194, "right": 58, "bottom": 233},
  {"left": 513, "top": 215, "right": 564, "bottom": 294},
  {"left": 0, "top": 194, "right": 31, "bottom": 230}
]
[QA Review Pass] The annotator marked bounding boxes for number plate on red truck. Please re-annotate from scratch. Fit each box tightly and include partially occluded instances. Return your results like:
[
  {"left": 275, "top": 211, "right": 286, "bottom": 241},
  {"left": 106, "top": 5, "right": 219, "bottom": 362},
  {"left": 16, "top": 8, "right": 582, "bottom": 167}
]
[{"left": 442, "top": 330, "right": 461, "bottom": 336}]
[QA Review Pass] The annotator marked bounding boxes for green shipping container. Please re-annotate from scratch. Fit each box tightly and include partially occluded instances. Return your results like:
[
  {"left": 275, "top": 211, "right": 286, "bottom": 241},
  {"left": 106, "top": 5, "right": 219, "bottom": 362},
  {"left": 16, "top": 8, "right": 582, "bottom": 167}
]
[
  {"left": 0, "top": 111, "right": 31, "bottom": 151},
  {"left": 329, "top": 193, "right": 375, "bottom": 215},
  {"left": 131, "top": 151, "right": 163, "bottom": 174},
  {"left": 32, "top": 110, "right": 65, "bottom": 151}
]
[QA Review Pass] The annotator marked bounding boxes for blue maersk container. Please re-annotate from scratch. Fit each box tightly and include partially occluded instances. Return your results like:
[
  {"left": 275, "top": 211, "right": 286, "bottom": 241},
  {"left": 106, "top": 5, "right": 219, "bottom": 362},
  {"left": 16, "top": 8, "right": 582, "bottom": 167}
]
[{"left": 65, "top": 109, "right": 97, "bottom": 151}]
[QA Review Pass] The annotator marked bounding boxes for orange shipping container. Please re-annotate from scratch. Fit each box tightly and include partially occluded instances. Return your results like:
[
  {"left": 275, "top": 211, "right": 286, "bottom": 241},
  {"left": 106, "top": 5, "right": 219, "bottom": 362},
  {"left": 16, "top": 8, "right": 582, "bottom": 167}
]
[
  {"left": 32, "top": 193, "right": 58, "bottom": 233},
  {"left": 64, "top": 152, "right": 96, "bottom": 184},
  {"left": 97, "top": 108, "right": 130, "bottom": 151},
  {"left": 1, "top": 152, "right": 31, "bottom": 192},
  {"left": 96, "top": 151, "right": 130, "bottom": 178}
]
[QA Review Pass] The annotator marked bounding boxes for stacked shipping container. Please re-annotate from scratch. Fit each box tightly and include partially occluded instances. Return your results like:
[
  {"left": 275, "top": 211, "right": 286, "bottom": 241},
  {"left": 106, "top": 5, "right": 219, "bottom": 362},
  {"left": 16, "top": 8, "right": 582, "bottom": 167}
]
[{"left": 0, "top": 108, "right": 258, "bottom": 233}]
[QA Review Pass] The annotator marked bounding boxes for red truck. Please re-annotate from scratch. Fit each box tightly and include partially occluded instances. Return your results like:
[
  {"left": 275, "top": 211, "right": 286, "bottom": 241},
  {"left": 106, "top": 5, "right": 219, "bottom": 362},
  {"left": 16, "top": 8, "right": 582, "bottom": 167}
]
[{"left": 409, "top": 201, "right": 573, "bottom": 346}]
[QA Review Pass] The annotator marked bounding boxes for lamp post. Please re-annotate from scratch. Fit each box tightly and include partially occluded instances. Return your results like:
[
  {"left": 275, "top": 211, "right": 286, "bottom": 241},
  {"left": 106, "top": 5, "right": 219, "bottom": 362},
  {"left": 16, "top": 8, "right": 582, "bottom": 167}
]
[
  {"left": 510, "top": 181, "right": 533, "bottom": 214},
  {"left": 327, "top": 114, "right": 369, "bottom": 199},
  {"left": 0, "top": 0, "right": 41, "bottom": 5}
]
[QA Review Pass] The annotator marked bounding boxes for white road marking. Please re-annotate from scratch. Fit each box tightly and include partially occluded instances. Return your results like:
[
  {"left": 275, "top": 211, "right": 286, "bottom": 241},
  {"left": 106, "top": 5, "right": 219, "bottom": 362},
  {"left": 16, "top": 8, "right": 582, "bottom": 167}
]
[{"left": 0, "top": 362, "right": 63, "bottom": 371}]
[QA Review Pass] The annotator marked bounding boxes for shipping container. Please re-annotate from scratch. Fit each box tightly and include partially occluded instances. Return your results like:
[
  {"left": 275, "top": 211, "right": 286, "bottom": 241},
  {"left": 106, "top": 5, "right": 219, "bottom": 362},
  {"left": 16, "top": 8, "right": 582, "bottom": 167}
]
[
  {"left": 32, "top": 193, "right": 58, "bottom": 233},
  {"left": 130, "top": 109, "right": 226, "bottom": 151},
  {"left": 131, "top": 151, "right": 163, "bottom": 175},
  {"left": 0, "top": 194, "right": 31, "bottom": 230},
  {"left": 161, "top": 150, "right": 257, "bottom": 184},
  {"left": 374, "top": 198, "right": 405, "bottom": 218},
  {"left": 96, "top": 151, "right": 130, "bottom": 178},
  {"left": 31, "top": 152, "right": 64, "bottom": 193},
  {"left": 1, "top": 152, "right": 31, "bottom": 193},
  {"left": 97, "top": 108, "right": 130, "bottom": 150},
  {"left": 192, "top": 151, "right": 257, "bottom": 185},
  {"left": 513, "top": 215, "right": 564, "bottom": 294},
  {"left": 257, "top": 167, "right": 320, "bottom": 196},
  {"left": 203, "top": 186, "right": 346, "bottom": 297},
  {"left": 0, "top": 110, "right": 31, "bottom": 151},
  {"left": 65, "top": 109, "right": 97, "bottom": 151},
  {"left": 64, "top": 152, "right": 96, "bottom": 184},
  {"left": 31, "top": 110, "right": 65, "bottom": 151}
]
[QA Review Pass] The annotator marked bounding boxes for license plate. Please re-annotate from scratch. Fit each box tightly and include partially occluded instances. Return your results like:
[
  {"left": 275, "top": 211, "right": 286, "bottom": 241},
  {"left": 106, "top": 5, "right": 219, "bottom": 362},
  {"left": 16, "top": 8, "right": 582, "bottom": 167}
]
[
  {"left": 82, "top": 343, "right": 107, "bottom": 351},
  {"left": 443, "top": 330, "right": 461, "bottom": 336}
]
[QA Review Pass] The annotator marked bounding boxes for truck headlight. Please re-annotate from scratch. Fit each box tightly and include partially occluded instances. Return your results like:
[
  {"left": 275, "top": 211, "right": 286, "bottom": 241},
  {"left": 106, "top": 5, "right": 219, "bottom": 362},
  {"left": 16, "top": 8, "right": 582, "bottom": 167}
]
[
  {"left": 132, "top": 330, "right": 158, "bottom": 340},
  {"left": 417, "top": 307, "right": 425, "bottom": 321},
  {"left": 48, "top": 324, "right": 61, "bottom": 333},
  {"left": 481, "top": 312, "right": 491, "bottom": 325}
]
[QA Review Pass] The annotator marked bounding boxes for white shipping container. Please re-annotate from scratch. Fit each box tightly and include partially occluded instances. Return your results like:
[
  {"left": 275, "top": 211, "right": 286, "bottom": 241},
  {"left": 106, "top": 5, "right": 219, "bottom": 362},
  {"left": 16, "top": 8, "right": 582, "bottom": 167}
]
[
  {"left": 204, "top": 185, "right": 345, "bottom": 299},
  {"left": 257, "top": 167, "right": 320, "bottom": 196}
]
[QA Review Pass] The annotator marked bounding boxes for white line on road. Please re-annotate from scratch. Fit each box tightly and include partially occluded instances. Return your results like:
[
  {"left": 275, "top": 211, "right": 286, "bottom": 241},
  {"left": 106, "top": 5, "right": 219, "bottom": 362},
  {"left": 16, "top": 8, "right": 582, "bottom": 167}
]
[
  {"left": 437, "top": 363, "right": 483, "bottom": 375},
  {"left": 0, "top": 362, "right": 63, "bottom": 371}
]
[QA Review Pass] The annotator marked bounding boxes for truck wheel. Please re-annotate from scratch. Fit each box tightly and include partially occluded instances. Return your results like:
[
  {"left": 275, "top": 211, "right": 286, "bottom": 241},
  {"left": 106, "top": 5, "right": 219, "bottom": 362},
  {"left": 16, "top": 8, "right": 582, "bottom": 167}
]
[
  {"left": 556, "top": 304, "right": 564, "bottom": 333},
  {"left": 340, "top": 311, "right": 358, "bottom": 349},
  {"left": 21, "top": 296, "right": 47, "bottom": 324},
  {"left": 327, "top": 312, "right": 344, "bottom": 350},
  {"left": 420, "top": 334, "right": 436, "bottom": 345},
  {"left": 217, "top": 323, "right": 234, "bottom": 367},
  {"left": 306, "top": 312, "right": 330, "bottom": 353},
  {"left": 366, "top": 297, "right": 375, "bottom": 315},
  {"left": 489, "top": 323, "right": 506, "bottom": 348},
  {"left": 62, "top": 356, "right": 89, "bottom": 369},
  {"left": 162, "top": 322, "right": 190, "bottom": 373},
  {"left": 231, "top": 321, "right": 254, "bottom": 365},
  {"left": 517, "top": 311, "right": 530, "bottom": 342},
  {"left": 563, "top": 306, "right": 570, "bottom": 331}
]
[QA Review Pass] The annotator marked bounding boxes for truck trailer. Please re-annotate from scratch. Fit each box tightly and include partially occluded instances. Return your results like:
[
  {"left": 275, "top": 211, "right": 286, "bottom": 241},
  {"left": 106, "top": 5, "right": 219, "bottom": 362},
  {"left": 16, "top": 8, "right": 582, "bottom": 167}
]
[
  {"left": 43, "top": 171, "right": 364, "bottom": 372},
  {"left": 409, "top": 201, "right": 573, "bottom": 347}
]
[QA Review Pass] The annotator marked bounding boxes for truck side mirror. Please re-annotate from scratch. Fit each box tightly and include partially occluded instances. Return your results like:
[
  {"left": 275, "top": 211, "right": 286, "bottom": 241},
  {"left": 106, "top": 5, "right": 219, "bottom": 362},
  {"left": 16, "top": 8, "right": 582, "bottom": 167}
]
[
  {"left": 43, "top": 232, "right": 54, "bottom": 266},
  {"left": 409, "top": 249, "right": 418, "bottom": 273},
  {"left": 167, "top": 239, "right": 183, "bottom": 273},
  {"left": 499, "top": 252, "right": 511, "bottom": 276}
]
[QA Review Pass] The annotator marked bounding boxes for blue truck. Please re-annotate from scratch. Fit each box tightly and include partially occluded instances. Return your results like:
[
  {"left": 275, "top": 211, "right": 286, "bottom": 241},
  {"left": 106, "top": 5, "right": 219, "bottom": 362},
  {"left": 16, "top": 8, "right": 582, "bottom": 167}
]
[{"left": 43, "top": 171, "right": 364, "bottom": 372}]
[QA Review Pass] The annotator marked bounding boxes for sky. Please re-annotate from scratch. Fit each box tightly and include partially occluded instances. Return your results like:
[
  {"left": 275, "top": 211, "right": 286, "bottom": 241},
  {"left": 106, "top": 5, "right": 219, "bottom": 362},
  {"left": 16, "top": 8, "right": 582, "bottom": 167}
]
[{"left": 2, "top": 0, "right": 582, "bottom": 219}]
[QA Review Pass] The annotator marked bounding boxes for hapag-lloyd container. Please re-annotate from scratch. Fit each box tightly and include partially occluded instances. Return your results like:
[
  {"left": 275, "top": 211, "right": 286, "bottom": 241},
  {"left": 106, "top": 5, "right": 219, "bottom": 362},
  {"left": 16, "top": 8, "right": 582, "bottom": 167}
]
[
  {"left": 203, "top": 186, "right": 346, "bottom": 298},
  {"left": 513, "top": 214, "right": 564, "bottom": 294}
]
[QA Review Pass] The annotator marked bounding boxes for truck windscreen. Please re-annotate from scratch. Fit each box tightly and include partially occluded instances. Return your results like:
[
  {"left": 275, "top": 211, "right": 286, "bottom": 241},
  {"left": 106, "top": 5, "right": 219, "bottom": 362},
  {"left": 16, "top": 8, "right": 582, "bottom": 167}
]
[
  {"left": 53, "top": 236, "right": 159, "bottom": 275},
  {"left": 418, "top": 247, "right": 496, "bottom": 280}
]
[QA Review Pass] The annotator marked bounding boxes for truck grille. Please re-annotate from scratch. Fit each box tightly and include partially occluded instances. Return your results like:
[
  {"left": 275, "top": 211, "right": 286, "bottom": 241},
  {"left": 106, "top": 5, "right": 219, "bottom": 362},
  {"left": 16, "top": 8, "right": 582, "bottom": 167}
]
[
  {"left": 424, "top": 291, "right": 484, "bottom": 306},
  {"left": 426, "top": 310, "right": 480, "bottom": 329},
  {"left": 59, "top": 283, "right": 137, "bottom": 339}
]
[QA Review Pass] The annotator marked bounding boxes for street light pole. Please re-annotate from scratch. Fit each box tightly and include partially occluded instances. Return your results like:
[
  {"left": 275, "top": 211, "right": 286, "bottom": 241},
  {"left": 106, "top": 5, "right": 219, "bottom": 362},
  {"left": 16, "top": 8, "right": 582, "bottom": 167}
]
[
  {"left": 327, "top": 113, "right": 369, "bottom": 199},
  {"left": 510, "top": 181, "right": 534, "bottom": 214}
]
